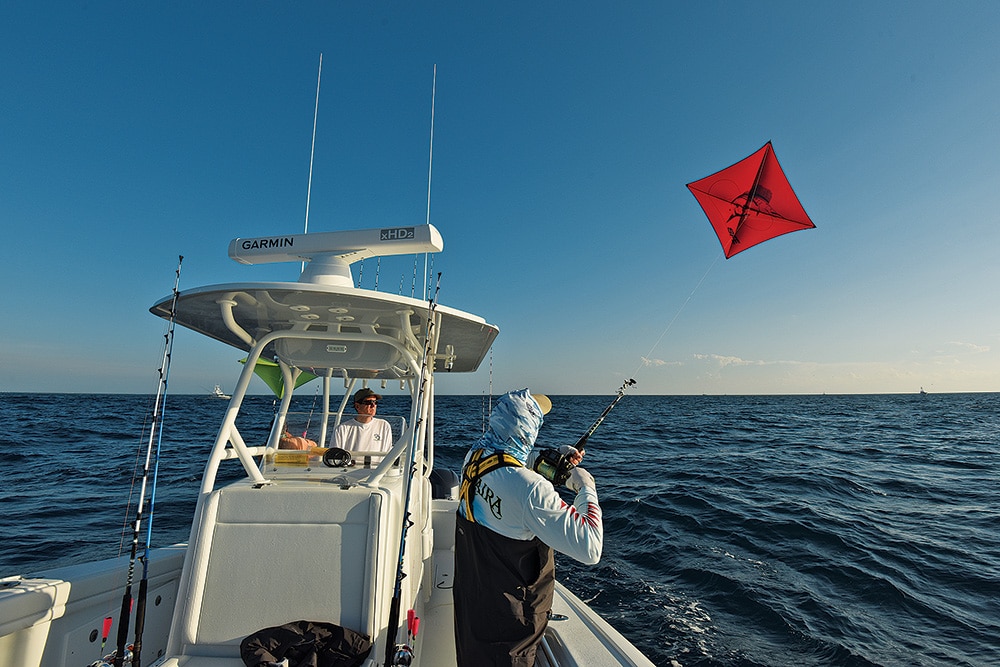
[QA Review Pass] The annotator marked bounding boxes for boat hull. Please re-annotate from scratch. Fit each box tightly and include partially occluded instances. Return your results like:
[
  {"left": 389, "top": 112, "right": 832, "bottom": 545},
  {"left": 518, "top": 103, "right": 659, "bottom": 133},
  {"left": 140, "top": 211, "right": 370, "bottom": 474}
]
[
  {"left": 0, "top": 546, "right": 185, "bottom": 667},
  {"left": 0, "top": 508, "right": 652, "bottom": 667}
]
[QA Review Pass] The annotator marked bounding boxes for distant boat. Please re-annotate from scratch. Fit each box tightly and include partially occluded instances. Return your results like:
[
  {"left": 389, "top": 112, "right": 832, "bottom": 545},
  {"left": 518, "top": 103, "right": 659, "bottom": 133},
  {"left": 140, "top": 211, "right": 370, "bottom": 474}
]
[
  {"left": 919, "top": 387, "right": 927, "bottom": 395},
  {"left": 210, "top": 384, "right": 231, "bottom": 399}
]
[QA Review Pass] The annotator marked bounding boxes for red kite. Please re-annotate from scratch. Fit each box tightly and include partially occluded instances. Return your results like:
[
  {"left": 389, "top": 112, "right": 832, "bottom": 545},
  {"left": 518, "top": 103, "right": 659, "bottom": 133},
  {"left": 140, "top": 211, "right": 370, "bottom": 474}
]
[{"left": 687, "top": 141, "right": 815, "bottom": 258}]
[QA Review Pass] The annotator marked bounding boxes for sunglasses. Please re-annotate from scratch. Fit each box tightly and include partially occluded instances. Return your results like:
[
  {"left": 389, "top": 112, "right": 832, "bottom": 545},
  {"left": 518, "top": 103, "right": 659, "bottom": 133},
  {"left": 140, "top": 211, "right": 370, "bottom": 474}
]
[{"left": 357, "top": 399, "right": 378, "bottom": 406}]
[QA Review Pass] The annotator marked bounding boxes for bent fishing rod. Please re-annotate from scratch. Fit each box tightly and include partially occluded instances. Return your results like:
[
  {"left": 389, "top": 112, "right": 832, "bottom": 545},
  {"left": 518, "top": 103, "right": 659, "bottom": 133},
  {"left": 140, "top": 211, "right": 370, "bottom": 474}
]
[
  {"left": 113, "top": 255, "right": 183, "bottom": 667},
  {"left": 573, "top": 377, "right": 636, "bottom": 451},
  {"left": 535, "top": 378, "right": 636, "bottom": 486},
  {"left": 383, "top": 272, "right": 441, "bottom": 667}
]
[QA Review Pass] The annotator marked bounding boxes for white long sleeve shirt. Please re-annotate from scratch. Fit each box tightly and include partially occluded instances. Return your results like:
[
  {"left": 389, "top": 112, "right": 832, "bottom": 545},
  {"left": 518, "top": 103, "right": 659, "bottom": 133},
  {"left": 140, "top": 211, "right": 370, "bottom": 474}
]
[{"left": 458, "top": 461, "right": 603, "bottom": 565}]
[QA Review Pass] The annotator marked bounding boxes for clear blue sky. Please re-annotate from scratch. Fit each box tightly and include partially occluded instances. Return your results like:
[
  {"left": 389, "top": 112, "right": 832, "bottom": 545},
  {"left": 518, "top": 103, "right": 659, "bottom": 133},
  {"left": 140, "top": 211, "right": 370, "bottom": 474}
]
[{"left": 3, "top": 2, "right": 999, "bottom": 396}]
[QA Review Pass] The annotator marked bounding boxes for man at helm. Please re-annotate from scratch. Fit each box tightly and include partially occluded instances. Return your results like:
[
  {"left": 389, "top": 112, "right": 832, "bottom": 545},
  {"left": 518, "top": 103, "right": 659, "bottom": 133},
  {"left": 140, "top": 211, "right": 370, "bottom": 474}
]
[
  {"left": 454, "top": 389, "right": 603, "bottom": 666},
  {"left": 333, "top": 387, "right": 393, "bottom": 456}
]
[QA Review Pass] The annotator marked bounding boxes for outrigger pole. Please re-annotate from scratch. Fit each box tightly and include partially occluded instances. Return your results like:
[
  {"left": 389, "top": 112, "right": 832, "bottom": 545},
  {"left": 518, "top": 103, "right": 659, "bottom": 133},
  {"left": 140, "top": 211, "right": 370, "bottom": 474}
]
[
  {"left": 114, "top": 256, "right": 183, "bottom": 667},
  {"left": 383, "top": 273, "right": 441, "bottom": 667},
  {"left": 573, "top": 378, "right": 636, "bottom": 451}
]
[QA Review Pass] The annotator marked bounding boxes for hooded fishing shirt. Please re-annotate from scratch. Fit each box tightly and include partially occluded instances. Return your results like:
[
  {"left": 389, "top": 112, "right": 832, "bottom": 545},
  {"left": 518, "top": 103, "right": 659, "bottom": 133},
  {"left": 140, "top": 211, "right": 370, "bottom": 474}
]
[
  {"left": 453, "top": 389, "right": 602, "bottom": 666},
  {"left": 457, "top": 455, "right": 603, "bottom": 563},
  {"left": 456, "top": 389, "right": 602, "bottom": 561}
]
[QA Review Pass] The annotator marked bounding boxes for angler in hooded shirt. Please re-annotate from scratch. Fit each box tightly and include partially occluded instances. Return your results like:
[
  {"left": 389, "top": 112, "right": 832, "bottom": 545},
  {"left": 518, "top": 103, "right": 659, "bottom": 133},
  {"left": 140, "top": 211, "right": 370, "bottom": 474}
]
[{"left": 453, "top": 389, "right": 603, "bottom": 667}]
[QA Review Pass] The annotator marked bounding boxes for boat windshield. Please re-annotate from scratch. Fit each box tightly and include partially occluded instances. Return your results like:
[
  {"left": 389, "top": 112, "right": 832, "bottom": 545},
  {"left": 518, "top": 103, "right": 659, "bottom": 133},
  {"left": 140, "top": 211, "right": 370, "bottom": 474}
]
[
  {"left": 264, "top": 413, "right": 407, "bottom": 476},
  {"left": 279, "top": 412, "right": 406, "bottom": 447}
]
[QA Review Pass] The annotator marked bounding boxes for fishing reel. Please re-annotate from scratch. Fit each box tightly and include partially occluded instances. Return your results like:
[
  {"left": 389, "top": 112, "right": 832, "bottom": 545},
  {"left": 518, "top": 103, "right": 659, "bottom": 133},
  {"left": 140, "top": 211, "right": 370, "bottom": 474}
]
[
  {"left": 391, "top": 644, "right": 414, "bottom": 665},
  {"left": 532, "top": 447, "right": 577, "bottom": 486},
  {"left": 88, "top": 644, "right": 132, "bottom": 667}
]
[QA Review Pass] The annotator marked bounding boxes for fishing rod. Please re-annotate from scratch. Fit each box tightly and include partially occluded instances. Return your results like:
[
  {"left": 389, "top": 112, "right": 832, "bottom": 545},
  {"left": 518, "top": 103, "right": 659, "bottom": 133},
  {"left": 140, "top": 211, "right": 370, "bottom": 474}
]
[
  {"left": 131, "top": 256, "right": 183, "bottom": 666},
  {"left": 574, "top": 378, "right": 636, "bottom": 451},
  {"left": 113, "top": 255, "right": 183, "bottom": 667},
  {"left": 534, "top": 378, "right": 636, "bottom": 486},
  {"left": 383, "top": 272, "right": 440, "bottom": 667},
  {"left": 302, "top": 383, "right": 320, "bottom": 438}
]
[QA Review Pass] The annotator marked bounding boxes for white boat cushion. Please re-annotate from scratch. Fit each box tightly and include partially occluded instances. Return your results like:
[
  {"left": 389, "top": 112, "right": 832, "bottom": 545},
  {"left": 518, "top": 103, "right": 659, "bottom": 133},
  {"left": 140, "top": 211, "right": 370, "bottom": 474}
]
[{"left": 177, "top": 483, "right": 382, "bottom": 656}]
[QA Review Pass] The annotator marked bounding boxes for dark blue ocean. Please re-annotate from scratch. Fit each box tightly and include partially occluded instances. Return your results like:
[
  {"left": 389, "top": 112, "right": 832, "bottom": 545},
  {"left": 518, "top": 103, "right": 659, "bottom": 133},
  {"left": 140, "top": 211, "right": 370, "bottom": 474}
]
[{"left": 2, "top": 392, "right": 998, "bottom": 667}]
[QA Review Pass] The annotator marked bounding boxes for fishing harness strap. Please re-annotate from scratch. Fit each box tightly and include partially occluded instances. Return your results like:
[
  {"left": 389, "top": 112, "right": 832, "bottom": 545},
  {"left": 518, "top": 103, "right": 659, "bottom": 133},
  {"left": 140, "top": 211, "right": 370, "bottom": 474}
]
[{"left": 459, "top": 448, "right": 522, "bottom": 524}]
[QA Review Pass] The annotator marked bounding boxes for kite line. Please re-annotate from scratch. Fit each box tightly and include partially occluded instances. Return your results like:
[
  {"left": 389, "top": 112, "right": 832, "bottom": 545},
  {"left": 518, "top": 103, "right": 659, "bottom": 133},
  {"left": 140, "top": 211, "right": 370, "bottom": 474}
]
[{"left": 628, "top": 251, "right": 723, "bottom": 381}]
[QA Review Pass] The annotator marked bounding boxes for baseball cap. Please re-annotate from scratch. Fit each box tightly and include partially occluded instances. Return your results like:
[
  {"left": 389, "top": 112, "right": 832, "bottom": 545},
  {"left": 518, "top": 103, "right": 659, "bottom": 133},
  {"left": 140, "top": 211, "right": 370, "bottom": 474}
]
[{"left": 353, "top": 387, "right": 383, "bottom": 403}]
